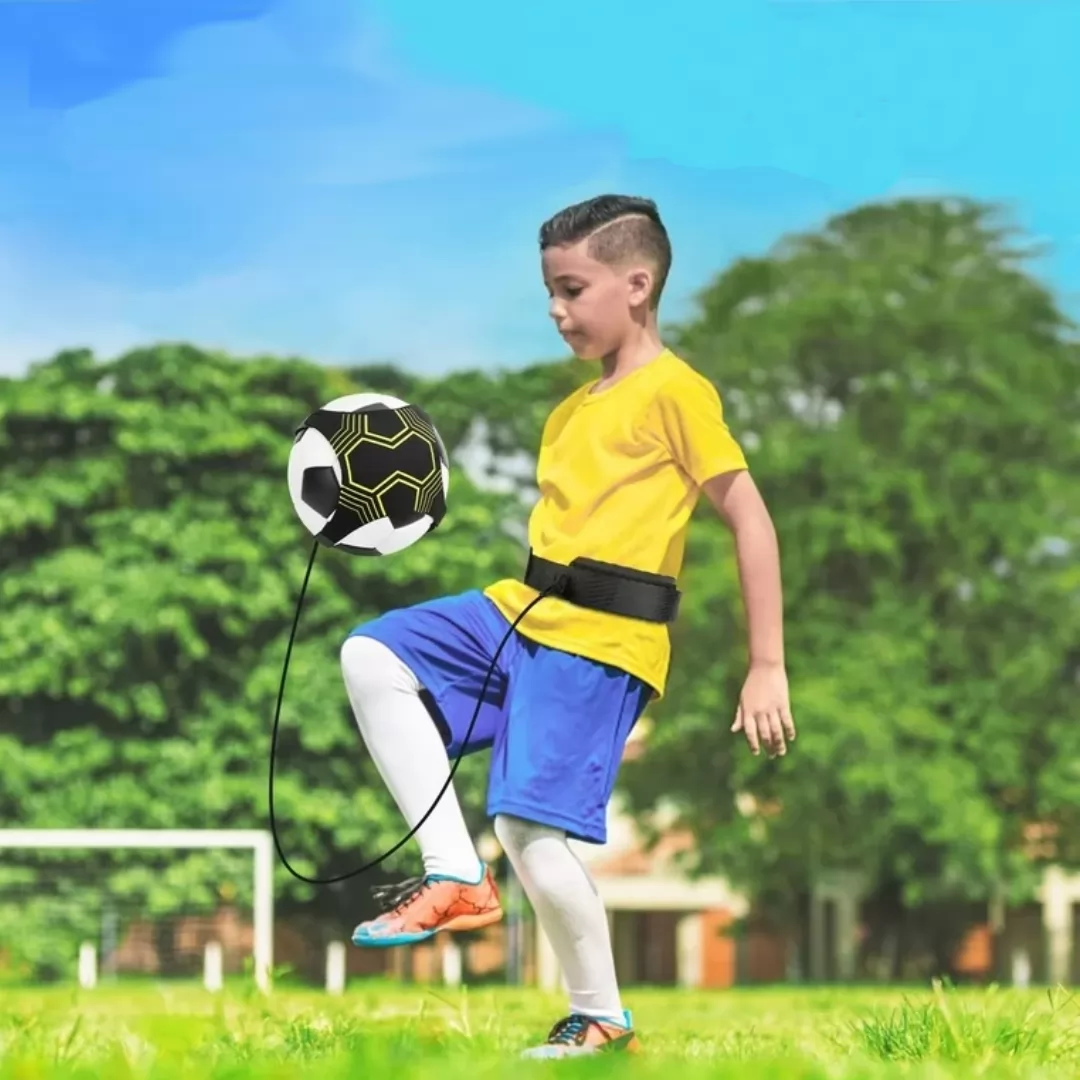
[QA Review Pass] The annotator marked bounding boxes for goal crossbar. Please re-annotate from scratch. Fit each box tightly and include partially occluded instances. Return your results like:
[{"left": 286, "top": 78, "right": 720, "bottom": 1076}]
[{"left": 0, "top": 829, "right": 275, "bottom": 991}]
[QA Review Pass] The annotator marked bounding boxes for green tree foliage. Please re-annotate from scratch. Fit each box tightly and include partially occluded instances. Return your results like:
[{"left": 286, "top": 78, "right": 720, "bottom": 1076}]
[
  {"left": 4, "top": 196, "right": 1076, "bottom": 982},
  {"left": 348, "top": 359, "right": 586, "bottom": 464},
  {"left": 0, "top": 344, "right": 543, "bottom": 976},
  {"left": 621, "top": 197, "right": 1080, "bottom": 968}
]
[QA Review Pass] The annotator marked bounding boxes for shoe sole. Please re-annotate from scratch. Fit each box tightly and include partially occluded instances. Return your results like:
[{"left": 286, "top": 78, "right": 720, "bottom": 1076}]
[
  {"left": 352, "top": 906, "right": 503, "bottom": 948},
  {"left": 522, "top": 1033, "right": 641, "bottom": 1059}
]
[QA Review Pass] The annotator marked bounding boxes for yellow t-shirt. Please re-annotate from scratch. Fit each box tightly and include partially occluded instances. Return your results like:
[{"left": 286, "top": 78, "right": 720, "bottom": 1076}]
[{"left": 483, "top": 349, "right": 747, "bottom": 698}]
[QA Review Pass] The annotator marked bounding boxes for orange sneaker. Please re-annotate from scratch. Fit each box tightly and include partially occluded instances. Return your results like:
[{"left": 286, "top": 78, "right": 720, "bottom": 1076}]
[
  {"left": 351, "top": 866, "right": 502, "bottom": 947},
  {"left": 522, "top": 1012, "right": 641, "bottom": 1059}
]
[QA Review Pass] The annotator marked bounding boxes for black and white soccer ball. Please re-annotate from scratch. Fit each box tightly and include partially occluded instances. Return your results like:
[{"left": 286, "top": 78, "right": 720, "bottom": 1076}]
[{"left": 287, "top": 393, "right": 450, "bottom": 556}]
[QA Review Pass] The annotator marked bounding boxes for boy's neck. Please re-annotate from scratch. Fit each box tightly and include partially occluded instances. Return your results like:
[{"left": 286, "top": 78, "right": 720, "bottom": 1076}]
[{"left": 598, "top": 326, "right": 666, "bottom": 384}]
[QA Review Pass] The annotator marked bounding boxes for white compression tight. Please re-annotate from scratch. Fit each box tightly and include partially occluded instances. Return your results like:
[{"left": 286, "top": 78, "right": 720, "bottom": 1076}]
[
  {"left": 340, "top": 634, "right": 481, "bottom": 882},
  {"left": 494, "top": 814, "right": 624, "bottom": 1021},
  {"left": 340, "top": 634, "right": 624, "bottom": 1021}
]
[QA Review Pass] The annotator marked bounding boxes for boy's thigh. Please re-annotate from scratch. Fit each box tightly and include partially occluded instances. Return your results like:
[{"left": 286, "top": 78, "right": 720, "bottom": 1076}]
[
  {"left": 488, "top": 643, "right": 651, "bottom": 845},
  {"left": 347, "top": 590, "right": 514, "bottom": 755}
]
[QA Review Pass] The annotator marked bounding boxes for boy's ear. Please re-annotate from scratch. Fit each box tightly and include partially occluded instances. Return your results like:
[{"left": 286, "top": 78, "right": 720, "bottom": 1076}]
[{"left": 627, "top": 267, "right": 653, "bottom": 306}]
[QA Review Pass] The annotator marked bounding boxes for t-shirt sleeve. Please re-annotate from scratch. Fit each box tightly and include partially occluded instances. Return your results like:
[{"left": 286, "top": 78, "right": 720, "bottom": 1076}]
[{"left": 652, "top": 374, "right": 747, "bottom": 486}]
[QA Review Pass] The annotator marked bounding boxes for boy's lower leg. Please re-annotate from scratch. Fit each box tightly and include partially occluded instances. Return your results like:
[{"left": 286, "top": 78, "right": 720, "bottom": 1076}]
[
  {"left": 494, "top": 813, "right": 639, "bottom": 1056},
  {"left": 341, "top": 635, "right": 502, "bottom": 945}
]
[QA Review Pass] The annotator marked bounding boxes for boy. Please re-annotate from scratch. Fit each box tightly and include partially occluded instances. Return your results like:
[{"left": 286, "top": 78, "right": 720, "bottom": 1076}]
[{"left": 340, "top": 194, "right": 794, "bottom": 1058}]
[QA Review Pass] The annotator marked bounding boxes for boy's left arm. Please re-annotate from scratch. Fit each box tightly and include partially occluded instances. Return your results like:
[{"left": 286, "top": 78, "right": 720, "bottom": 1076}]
[{"left": 702, "top": 469, "right": 795, "bottom": 758}]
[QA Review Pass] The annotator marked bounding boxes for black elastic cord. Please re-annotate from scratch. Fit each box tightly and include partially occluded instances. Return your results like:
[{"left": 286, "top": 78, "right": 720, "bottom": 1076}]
[{"left": 268, "top": 541, "right": 566, "bottom": 885}]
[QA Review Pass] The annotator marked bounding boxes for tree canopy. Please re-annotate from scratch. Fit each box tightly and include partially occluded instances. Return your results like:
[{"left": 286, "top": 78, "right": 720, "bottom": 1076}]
[{"left": 0, "top": 344, "right": 581, "bottom": 974}]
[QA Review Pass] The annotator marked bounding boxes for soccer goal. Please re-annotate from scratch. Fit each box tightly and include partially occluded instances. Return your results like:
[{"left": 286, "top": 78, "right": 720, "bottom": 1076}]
[{"left": 0, "top": 829, "right": 274, "bottom": 992}]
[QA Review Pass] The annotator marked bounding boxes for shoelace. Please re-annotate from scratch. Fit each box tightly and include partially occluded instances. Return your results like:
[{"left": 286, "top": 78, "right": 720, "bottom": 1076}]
[
  {"left": 371, "top": 875, "right": 429, "bottom": 915},
  {"left": 546, "top": 1015, "right": 592, "bottom": 1045}
]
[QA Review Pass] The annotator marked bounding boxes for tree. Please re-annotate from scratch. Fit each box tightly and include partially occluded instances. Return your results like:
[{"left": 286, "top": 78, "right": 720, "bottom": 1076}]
[
  {"left": 0, "top": 344, "right": 538, "bottom": 976},
  {"left": 621, "top": 198, "right": 1080, "bottom": 974}
]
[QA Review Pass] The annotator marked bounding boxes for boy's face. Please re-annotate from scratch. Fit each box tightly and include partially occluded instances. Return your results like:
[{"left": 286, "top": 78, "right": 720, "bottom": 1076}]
[{"left": 541, "top": 240, "right": 652, "bottom": 360}]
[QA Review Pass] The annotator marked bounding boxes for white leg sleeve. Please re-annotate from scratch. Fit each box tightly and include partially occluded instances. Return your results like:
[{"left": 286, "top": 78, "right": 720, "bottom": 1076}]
[
  {"left": 341, "top": 634, "right": 481, "bottom": 882},
  {"left": 495, "top": 814, "right": 624, "bottom": 1021}
]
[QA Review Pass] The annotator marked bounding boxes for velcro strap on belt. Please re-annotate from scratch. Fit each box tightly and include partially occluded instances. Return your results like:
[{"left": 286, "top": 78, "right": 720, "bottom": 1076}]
[{"left": 523, "top": 550, "right": 681, "bottom": 624}]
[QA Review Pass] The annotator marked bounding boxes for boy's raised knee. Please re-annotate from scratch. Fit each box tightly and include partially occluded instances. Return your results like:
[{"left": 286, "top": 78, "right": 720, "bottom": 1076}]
[{"left": 340, "top": 634, "right": 417, "bottom": 696}]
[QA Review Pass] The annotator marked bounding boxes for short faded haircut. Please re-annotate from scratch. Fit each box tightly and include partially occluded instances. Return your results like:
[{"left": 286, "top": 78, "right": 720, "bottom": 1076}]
[{"left": 538, "top": 194, "right": 672, "bottom": 309}]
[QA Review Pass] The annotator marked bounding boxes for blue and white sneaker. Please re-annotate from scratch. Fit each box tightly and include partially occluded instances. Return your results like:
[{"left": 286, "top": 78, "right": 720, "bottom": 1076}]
[{"left": 521, "top": 1010, "right": 640, "bottom": 1058}]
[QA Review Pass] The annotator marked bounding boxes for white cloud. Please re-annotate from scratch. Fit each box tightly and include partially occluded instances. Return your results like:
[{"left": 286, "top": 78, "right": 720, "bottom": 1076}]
[
  {"left": 0, "top": 0, "right": 566, "bottom": 375},
  {"left": 0, "top": 238, "right": 145, "bottom": 371}
]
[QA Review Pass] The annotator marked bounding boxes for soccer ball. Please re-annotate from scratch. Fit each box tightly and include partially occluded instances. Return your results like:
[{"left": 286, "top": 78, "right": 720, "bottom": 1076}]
[{"left": 287, "top": 393, "right": 450, "bottom": 556}]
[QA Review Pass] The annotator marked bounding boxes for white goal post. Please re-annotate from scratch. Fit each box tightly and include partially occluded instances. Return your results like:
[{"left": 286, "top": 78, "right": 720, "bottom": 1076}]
[{"left": 0, "top": 829, "right": 274, "bottom": 991}]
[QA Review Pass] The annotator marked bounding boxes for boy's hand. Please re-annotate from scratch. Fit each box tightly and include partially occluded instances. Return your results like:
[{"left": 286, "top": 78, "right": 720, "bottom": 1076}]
[{"left": 731, "top": 662, "right": 795, "bottom": 758}]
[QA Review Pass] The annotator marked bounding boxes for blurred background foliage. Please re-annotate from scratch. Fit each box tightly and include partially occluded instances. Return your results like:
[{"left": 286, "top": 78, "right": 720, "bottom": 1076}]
[{"left": 1, "top": 197, "right": 1078, "bottom": 978}]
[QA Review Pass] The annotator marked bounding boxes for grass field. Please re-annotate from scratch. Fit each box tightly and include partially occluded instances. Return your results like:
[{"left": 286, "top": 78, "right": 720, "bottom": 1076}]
[{"left": 1, "top": 980, "right": 1079, "bottom": 1079}]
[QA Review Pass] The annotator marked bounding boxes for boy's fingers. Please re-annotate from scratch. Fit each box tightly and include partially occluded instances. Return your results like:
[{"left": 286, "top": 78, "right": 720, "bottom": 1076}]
[
  {"left": 752, "top": 711, "right": 770, "bottom": 751},
  {"left": 743, "top": 714, "right": 761, "bottom": 755},
  {"left": 781, "top": 706, "right": 796, "bottom": 741},
  {"left": 765, "top": 710, "right": 786, "bottom": 756},
  {"left": 731, "top": 707, "right": 744, "bottom": 734}
]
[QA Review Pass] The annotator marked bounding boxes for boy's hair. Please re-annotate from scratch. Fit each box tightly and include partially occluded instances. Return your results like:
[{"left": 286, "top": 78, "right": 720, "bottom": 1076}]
[{"left": 538, "top": 194, "right": 672, "bottom": 309}]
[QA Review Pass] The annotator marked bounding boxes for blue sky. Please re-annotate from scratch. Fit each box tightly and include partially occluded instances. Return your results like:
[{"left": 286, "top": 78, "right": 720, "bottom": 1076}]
[{"left": 0, "top": 0, "right": 1076, "bottom": 376}]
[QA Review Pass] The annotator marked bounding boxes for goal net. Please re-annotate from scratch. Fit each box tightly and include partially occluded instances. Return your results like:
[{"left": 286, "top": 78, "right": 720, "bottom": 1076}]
[{"left": 0, "top": 830, "right": 274, "bottom": 991}]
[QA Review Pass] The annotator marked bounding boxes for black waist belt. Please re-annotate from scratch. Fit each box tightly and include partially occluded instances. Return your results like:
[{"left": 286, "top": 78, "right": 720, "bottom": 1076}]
[{"left": 523, "top": 550, "right": 681, "bottom": 624}]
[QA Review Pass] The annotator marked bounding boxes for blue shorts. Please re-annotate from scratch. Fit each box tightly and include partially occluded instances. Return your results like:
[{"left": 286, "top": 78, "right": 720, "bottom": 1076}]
[{"left": 347, "top": 590, "right": 650, "bottom": 844}]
